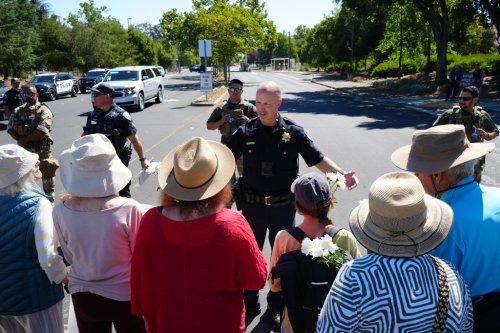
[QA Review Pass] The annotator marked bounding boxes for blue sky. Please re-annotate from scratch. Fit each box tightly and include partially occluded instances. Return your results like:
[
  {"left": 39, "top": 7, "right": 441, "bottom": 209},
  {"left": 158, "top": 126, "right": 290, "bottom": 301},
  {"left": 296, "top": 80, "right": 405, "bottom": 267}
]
[{"left": 44, "top": 0, "right": 338, "bottom": 34}]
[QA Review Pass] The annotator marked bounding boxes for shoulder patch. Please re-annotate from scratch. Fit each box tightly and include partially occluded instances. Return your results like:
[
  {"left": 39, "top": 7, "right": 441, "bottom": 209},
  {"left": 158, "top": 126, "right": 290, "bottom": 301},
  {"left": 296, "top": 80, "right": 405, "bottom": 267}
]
[{"left": 121, "top": 111, "right": 132, "bottom": 121}]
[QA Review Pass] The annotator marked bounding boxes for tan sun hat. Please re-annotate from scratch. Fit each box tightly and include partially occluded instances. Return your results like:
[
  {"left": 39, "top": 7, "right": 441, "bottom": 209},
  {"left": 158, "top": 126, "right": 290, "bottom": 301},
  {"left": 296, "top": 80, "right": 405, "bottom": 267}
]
[
  {"left": 158, "top": 137, "right": 235, "bottom": 201},
  {"left": 0, "top": 144, "right": 38, "bottom": 188},
  {"left": 349, "top": 172, "right": 453, "bottom": 258},
  {"left": 59, "top": 134, "right": 132, "bottom": 197},
  {"left": 391, "top": 124, "right": 495, "bottom": 174}
]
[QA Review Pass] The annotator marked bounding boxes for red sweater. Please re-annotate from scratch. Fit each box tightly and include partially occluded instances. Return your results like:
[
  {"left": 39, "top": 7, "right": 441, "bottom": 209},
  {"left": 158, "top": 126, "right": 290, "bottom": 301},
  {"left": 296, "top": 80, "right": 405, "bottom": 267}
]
[{"left": 131, "top": 207, "right": 267, "bottom": 333}]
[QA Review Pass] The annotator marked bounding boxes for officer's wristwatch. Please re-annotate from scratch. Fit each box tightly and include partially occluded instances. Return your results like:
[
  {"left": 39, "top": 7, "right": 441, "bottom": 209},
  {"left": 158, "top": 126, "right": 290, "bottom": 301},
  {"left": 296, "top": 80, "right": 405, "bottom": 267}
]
[{"left": 139, "top": 157, "right": 146, "bottom": 162}]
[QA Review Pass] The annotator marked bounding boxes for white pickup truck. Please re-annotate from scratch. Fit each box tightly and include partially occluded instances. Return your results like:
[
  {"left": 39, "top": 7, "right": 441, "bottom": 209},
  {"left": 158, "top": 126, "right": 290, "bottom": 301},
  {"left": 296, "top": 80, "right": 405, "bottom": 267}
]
[{"left": 98, "top": 66, "right": 164, "bottom": 111}]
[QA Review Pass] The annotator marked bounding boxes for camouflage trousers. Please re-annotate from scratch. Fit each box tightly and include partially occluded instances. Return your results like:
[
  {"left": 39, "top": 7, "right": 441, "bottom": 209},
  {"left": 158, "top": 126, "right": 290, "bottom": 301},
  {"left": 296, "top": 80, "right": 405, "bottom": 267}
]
[
  {"left": 474, "top": 156, "right": 486, "bottom": 184},
  {"left": 25, "top": 144, "right": 58, "bottom": 200}
]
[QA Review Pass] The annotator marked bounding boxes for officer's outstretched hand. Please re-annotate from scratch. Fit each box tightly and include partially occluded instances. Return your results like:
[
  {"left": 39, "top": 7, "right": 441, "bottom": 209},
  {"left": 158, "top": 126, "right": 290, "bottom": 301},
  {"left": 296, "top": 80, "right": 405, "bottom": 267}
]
[{"left": 344, "top": 171, "right": 359, "bottom": 190}]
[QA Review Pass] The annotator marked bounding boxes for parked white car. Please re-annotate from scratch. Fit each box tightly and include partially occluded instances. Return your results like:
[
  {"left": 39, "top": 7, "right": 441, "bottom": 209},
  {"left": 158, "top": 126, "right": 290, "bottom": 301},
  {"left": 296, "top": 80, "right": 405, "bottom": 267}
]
[{"left": 98, "top": 66, "right": 163, "bottom": 111}]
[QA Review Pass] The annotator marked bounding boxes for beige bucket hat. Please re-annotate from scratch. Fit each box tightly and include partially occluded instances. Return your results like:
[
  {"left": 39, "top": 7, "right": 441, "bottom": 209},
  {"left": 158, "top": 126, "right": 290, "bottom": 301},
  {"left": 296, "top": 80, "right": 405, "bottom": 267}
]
[
  {"left": 0, "top": 144, "right": 38, "bottom": 188},
  {"left": 349, "top": 172, "right": 453, "bottom": 258}
]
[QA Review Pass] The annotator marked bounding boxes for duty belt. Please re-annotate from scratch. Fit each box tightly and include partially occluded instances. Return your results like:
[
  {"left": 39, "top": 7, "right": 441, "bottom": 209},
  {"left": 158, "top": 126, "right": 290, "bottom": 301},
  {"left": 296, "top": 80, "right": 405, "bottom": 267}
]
[{"left": 243, "top": 192, "right": 294, "bottom": 207}]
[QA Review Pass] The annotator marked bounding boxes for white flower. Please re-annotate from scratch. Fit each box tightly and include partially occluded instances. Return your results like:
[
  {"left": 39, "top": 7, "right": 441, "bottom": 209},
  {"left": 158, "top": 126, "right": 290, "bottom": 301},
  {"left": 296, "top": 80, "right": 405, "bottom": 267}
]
[
  {"left": 319, "top": 235, "right": 338, "bottom": 253},
  {"left": 310, "top": 242, "right": 325, "bottom": 258},
  {"left": 301, "top": 238, "right": 314, "bottom": 255},
  {"left": 325, "top": 172, "right": 346, "bottom": 193}
]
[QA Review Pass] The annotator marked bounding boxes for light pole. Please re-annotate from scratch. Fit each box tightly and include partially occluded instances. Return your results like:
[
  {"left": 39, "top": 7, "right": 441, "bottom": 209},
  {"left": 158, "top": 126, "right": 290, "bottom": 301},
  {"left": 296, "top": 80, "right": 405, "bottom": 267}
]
[
  {"left": 127, "top": 18, "right": 132, "bottom": 29},
  {"left": 284, "top": 30, "right": 291, "bottom": 71}
]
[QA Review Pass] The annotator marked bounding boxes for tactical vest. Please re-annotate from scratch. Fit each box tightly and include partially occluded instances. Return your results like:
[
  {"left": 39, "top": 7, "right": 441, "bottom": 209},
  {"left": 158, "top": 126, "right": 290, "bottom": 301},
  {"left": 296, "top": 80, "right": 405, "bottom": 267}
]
[
  {"left": 0, "top": 193, "right": 64, "bottom": 315},
  {"left": 85, "top": 108, "right": 127, "bottom": 150},
  {"left": 219, "top": 100, "right": 255, "bottom": 144},
  {"left": 446, "top": 106, "right": 485, "bottom": 143},
  {"left": 10, "top": 103, "right": 53, "bottom": 152}
]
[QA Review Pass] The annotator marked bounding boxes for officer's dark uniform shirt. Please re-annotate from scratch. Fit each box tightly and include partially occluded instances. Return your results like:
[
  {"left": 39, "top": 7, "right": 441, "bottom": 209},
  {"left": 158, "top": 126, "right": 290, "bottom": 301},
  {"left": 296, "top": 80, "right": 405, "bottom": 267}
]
[
  {"left": 84, "top": 104, "right": 137, "bottom": 150},
  {"left": 227, "top": 114, "right": 324, "bottom": 195},
  {"left": 4, "top": 88, "right": 24, "bottom": 111}
]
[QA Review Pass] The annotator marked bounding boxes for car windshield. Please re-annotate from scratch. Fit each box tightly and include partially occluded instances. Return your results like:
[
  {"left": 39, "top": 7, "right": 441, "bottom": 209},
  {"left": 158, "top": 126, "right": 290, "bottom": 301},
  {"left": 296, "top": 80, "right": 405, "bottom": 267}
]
[
  {"left": 31, "top": 75, "right": 54, "bottom": 83},
  {"left": 104, "top": 70, "right": 139, "bottom": 82},
  {"left": 87, "top": 70, "right": 106, "bottom": 78}
]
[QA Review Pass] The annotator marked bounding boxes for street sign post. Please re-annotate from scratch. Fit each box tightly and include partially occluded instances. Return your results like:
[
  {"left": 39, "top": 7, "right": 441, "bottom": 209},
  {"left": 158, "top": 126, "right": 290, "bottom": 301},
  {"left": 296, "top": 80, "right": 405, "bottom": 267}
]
[{"left": 200, "top": 72, "right": 213, "bottom": 100}]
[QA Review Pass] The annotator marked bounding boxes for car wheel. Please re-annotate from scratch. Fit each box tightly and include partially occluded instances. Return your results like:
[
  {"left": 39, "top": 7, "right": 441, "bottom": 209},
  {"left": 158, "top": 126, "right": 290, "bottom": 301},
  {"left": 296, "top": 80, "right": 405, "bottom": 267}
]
[
  {"left": 155, "top": 87, "right": 163, "bottom": 103},
  {"left": 71, "top": 85, "right": 78, "bottom": 97},
  {"left": 136, "top": 92, "right": 145, "bottom": 111},
  {"left": 48, "top": 89, "right": 57, "bottom": 101}
]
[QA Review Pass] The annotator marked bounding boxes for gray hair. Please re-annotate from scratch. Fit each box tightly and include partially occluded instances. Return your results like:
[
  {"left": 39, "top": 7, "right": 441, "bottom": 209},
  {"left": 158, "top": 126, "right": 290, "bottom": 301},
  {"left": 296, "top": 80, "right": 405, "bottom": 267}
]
[
  {"left": 446, "top": 159, "right": 476, "bottom": 179},
  {"left": 0, "top": 171, "right": 38, "bottom": 196}
]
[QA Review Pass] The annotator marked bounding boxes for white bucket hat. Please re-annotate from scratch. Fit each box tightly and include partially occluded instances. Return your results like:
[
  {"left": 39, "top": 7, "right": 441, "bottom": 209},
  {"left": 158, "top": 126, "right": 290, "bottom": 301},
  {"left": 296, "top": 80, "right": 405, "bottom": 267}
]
[
  {"left": 59, "top": 134, "right": 132, "bottom": 197},
  {"left": 349, "top": 172, "right": 453, "bottom": 258},
  {"left": 158, "top": 137, "right": 235, "bottom": 201},
  {"left": 0, "top": 144, "right": 39, "bottom": 188}
]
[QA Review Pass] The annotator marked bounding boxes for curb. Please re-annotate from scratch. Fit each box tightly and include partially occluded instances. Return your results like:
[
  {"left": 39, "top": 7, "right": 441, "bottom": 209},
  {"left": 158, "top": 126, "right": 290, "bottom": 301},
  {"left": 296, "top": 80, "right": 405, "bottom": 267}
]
[{"left": 190, "top": 87, "right": 228, "bottom": 107}]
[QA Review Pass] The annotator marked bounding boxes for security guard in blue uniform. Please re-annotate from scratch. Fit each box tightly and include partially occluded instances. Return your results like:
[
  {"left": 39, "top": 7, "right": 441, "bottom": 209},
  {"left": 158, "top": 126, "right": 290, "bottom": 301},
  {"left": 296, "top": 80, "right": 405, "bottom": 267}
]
[
  {"left": 83, "top": 83, "right": 149, "bottom": 197},
  {"left": 3, "top": 78, "right": 24, "bottom": 119},
  {"left": 227, "top": 81, "right": 359, "bottom": 326}
]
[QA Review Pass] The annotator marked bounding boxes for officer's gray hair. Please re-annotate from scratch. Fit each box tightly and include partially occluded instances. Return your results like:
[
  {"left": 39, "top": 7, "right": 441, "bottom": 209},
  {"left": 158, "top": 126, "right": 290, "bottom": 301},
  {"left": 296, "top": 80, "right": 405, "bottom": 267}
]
[
  {"left": 258, "top": 81, "right": 281, "bottom": 99},
  {"left": 446, "top": 159, "right": 476, "bottom": 179},
  {"left": 0, "top": 171, "right": 38, "bottom": 196}
]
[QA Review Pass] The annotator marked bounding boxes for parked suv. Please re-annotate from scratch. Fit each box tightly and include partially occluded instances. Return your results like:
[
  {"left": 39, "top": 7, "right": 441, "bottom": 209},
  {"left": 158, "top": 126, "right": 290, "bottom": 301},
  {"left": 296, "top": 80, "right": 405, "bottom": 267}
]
[
  {"left": 79, "top": 68, "right": 107, "bottom": 93},
  {"left": 100, "top": 66, "right": 163, "bottom": 111},
  {"left": 30, "top": 72, "right": 79, "bottom": 101}
]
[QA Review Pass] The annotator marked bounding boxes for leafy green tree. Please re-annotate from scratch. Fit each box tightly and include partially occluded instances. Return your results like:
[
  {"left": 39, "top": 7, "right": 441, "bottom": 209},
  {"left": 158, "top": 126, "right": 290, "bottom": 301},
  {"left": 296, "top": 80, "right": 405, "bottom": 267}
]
[
  {"left": 36, "top": 15, "right": 72, "bottom": 71},
  {"left": 273, "top": 32, "right": 298, "bottom": 61},
  {"left": 0, "top": 0, "right": 41, "bottom": 78},
  {"left": 128, "top": 28, "right": 157, "bottom": 65}
]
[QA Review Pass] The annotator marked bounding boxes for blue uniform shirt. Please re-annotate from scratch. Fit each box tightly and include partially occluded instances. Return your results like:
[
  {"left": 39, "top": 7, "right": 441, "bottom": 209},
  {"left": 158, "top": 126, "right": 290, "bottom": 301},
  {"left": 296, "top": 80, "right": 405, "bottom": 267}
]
[
  {"left": 431, "top": 177, "right": 500, "bottom": 297},
  {"left": 227, "top": 114, "right": 324, "bottom": 195},
  {"left": 84, "top": 104, "right": 137, "bottom": 150}
]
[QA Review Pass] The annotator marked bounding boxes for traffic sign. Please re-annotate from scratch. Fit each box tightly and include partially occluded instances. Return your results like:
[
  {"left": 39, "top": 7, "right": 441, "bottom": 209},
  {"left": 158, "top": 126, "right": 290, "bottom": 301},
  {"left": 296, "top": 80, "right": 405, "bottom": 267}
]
[{"left": 200, "top": 73, "right": 213, "bottom": 93}]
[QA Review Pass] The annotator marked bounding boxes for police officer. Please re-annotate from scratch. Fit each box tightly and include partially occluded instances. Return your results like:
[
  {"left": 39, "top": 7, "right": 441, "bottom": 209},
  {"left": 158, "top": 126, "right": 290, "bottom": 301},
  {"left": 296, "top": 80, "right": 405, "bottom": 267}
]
[
  {"left": 3, "top": 78, "right": 24, "bottom": 120},
  {"left": 7, "top": 85, "right": 58, "bottom": 200},
  {"left": 83, "top": 83, "right": 149, "bottom": 197},
  {"left": 227, "top": 81, "right": 359, "bottom": 324},
  {"left": 206, "top": 78, "right": 257, "bottom": 175},
  {"left": 433, "top": 86, "right": 498, "bottom": 182}
]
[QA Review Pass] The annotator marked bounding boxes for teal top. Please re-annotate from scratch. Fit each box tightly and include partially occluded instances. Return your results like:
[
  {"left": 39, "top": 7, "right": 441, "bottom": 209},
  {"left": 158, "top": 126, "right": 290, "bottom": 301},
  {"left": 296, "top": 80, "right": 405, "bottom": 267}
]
[{"left": 432, "top": 176, "right": 500, "bottom": 297}]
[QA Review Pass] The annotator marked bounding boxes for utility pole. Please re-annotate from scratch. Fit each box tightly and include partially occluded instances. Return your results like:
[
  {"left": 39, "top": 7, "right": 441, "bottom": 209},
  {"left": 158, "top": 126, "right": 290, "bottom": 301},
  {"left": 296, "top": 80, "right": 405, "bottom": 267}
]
[
  {"left": 127, "top": 18, "right": 132, "bottom": 29},
  {"left": 288, "top": 31, "right": 291, "bottom": 71}
]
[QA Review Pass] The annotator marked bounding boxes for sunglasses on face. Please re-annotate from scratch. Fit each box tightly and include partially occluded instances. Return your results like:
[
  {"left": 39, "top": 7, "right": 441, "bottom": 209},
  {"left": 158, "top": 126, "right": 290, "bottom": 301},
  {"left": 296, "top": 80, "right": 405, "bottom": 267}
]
[
  {"left": 458, "top": 96, "right": 473, "bottom": 101},
  {"left": 228, "top": 87, "right": 242, "bottom": 93},
  {"left": 92, "top": 92, "right": 104, "bottom": 97},
  {"left": 22, "top": 91, "right": 36, "bottom": 97}
]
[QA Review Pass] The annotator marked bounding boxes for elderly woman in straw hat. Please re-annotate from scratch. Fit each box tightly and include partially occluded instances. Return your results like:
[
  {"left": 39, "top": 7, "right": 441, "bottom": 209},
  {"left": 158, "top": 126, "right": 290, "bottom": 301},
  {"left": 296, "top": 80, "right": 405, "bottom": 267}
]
[
  {"left": 0, "top": 144, "right": 67, "bottom": 333},
  {"left": 317, "top": 172, "right": 473, "bottom": 333},
  {"left": 52, "top": 134, "right": 146, "bottom": 333},
  {"left": 131, "top": 137, "right": 267, "bottom": 333}
]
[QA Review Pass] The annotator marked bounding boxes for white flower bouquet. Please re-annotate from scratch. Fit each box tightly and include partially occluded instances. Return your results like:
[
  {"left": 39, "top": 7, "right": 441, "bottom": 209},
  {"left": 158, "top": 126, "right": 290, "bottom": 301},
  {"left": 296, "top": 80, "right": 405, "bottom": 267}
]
[
  {"left": 325, "top": 172, "right": 346, "bottom": 193},
  {"left": 301, "top": 234, "right": 349, "bottom": 269}
]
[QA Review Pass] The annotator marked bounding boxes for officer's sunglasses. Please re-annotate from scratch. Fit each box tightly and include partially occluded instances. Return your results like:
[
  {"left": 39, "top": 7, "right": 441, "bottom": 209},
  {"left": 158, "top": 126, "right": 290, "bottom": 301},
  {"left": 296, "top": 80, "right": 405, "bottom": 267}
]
[
  {"left": 22, "top": 91, "right": 36, "bottom": 97},
  {"left": 458, "top": 96, "right": 473, "bottom": 101},
  {"left": 228, "top": 87, "right": 242, "bottom": 93}
]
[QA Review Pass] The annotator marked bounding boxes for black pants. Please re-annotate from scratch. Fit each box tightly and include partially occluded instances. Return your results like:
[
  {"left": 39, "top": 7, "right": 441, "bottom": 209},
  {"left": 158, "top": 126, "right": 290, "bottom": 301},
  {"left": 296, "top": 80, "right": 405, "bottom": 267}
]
[
  {"left": 241, "top": 199, "right": 295, "bottom": 313},
  {"left": 473, "top": 292, "right": 500, "bottom": 332},
  {"left": 446, "top": 81, "right": 460, "bottom": 100}
]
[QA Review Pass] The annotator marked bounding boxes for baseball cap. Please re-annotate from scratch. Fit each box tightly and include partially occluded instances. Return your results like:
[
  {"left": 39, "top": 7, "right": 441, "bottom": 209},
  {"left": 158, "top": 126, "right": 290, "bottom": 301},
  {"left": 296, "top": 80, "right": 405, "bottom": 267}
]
[
  {"left": 90, "top": 83, "right": 115, "bottom": 97},
  {"left": 291, "top": 172, "right": 331, "bottom": 211},
  {"left": 11, "top": 78, "right": 20, "bottom": 84}
]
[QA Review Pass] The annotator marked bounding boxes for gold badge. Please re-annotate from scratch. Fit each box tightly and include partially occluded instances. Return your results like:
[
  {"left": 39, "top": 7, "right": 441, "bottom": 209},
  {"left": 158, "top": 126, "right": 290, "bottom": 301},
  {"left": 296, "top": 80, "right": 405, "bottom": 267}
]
[{"left": 282, "top": 131, "right": 291, "bottom": 143}]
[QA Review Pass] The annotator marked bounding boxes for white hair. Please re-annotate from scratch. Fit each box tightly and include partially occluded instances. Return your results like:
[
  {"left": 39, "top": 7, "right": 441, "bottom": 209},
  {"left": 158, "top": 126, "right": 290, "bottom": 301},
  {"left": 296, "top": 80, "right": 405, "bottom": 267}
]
[
  {"left": 0, "top": 171, "right": 38, "bottom": 196},
  {"left": 446, "top": 159, "right": 476, "bottom": 179}
]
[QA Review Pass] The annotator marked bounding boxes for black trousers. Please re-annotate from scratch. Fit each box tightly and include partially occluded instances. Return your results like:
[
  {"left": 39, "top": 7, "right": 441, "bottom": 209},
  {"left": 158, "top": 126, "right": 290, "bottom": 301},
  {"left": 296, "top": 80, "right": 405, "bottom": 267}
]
[
  {"left": 241, "top": 199, "right": 295, "bottom": 313},
  {"left": 473, "top": 292, "right": 500, "bottom": 332}
]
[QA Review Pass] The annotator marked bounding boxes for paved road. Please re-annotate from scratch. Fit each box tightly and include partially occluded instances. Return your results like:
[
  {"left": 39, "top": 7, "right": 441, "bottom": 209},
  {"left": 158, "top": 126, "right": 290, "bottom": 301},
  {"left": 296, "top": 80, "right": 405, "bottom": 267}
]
[{"left": 1, "top": 69, "right": 498, "bottom": 333}]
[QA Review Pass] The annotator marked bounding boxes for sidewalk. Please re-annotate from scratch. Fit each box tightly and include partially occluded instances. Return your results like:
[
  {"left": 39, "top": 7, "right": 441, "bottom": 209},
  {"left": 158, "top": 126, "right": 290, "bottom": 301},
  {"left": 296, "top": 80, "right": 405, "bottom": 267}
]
[{"left": 311, "top": 77, "right": 500, "bottom": 117}]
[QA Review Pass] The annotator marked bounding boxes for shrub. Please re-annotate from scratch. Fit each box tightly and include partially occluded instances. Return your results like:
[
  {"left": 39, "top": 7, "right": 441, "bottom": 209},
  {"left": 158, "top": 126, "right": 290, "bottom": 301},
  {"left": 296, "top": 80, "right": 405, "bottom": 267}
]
[
  {"left": 371, "top": 59, "right": 418, "bottom": 78},
  {"left": 447, "top": 54, "right": 500, "bottom": 75}
]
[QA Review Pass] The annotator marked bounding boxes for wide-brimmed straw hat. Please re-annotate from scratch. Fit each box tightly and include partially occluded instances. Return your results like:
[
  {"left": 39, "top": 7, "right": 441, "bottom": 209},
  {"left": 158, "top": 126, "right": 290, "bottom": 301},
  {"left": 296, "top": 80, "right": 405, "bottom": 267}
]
[
  {"left": 391, "top": 124, "right": 495, "bottom": 173},
  {"left": 158, "top": 137, "right": 235, "bottom": 201},
  {"left": 0, "top": 144, "right": 38, "bottom": 188},
  {"left": 349, "top": 172, "right": 453, "bottom": 258},
  {"left": 59, "top": 134, "right": 131, "bottom": 197}
]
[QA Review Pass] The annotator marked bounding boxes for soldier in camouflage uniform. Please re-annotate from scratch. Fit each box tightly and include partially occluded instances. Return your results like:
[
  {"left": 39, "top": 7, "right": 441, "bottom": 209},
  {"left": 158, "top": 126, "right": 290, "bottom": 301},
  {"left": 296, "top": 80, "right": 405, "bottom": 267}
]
[
  {"left": 433, "top": 86, "right": 498, "bottom": 182},
  {"left": 206, "top": 79, "right": 257, "bottom": 175},
  {"left": 7, "top": 86, "right": 58, "bottom": 200}
]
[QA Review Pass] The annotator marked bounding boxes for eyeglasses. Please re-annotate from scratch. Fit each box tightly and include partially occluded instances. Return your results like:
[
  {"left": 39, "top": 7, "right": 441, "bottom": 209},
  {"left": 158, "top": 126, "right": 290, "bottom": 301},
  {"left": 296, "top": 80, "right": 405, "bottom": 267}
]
[
  {"left": 228, "top": 87, "right": 242, "bottom": 93},
  {"left": 92, "top": 92, "right": 104, "bottom": 97},
  {"left": 458, "top": 96, "right": 473, "bottom": 101}
]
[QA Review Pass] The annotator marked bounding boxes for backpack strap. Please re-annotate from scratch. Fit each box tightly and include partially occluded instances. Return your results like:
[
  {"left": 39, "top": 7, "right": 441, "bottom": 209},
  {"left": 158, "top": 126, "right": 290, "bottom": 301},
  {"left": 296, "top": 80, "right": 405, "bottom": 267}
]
[{"left": 286, "top": 225, "right": 344, "bottom": 243}]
